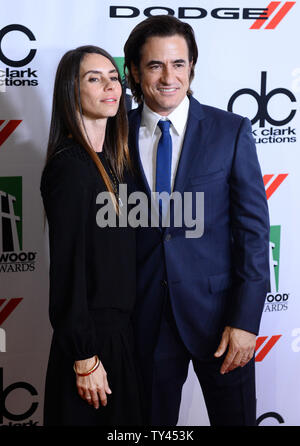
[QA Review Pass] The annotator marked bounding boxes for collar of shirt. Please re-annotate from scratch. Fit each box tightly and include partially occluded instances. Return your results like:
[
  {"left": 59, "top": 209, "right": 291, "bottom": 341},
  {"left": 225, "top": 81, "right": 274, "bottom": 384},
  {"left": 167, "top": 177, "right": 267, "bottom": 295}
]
[{"left": 141, "top": 95, "right": 190, "bottom": 137}]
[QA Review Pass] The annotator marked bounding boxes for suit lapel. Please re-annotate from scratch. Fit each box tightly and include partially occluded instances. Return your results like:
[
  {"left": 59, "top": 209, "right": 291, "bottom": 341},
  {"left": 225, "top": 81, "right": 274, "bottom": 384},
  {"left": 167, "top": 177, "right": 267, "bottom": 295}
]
[
  {"left": 128, "top": 105, "right": 152, "bottom": 199},
  {"left": 128, "top": 105, "right": 162, "bottom": 232},
  {"left": 173, "top": 96, "right": 206, "bottom": 195}
]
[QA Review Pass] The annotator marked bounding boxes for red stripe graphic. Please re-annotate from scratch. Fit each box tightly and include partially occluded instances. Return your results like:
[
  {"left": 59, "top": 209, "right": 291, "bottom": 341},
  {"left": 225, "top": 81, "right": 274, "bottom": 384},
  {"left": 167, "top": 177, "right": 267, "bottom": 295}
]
[
  {"left": 263, "top": 174, "right": 288, "bottom": 200},
  {"left": 255, "top": 335, "right": 282, "bottom": 361},
  {"left": 0, "top": 298, "right": 23, "bottom": 325},
  {"left": 263, "top": 174, "right": 274, "bottom": 186},
  {"left": 265, "top": 1, "right": 296, "bottom": 29},
  {"left": 255, "top": 336, "right": 268, "bottom": 351},
  {"left": 250, "top": 2, "right": 281, "bottom": 29},
  {"left": 250, "top": 2, "right": 295, "bottom": 29},
  {"left": 0, "top": 120, "right": 22, "bottom": 146}
]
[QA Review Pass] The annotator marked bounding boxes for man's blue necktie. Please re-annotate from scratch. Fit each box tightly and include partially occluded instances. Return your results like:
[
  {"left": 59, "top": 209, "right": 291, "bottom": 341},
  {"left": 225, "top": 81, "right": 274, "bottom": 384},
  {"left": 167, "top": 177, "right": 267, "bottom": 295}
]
[{"left": 155, "top": 120, "right": 172, "bottom": 219}]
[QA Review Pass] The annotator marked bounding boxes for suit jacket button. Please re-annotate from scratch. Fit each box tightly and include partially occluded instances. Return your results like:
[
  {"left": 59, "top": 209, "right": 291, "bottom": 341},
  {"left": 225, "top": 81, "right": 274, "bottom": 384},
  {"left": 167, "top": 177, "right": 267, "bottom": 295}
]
[
  {"left": 165, "top": 234, "right": 171, "bottom": 242},
  {"left": 161, "top": 280, "right": 168, "bottom": 287}
]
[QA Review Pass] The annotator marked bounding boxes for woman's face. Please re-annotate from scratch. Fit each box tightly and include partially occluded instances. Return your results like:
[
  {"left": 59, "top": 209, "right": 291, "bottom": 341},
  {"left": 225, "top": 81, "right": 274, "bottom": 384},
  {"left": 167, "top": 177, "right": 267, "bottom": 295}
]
[{"left": 78, "top": 53, "right": 122, "bottom": 120}]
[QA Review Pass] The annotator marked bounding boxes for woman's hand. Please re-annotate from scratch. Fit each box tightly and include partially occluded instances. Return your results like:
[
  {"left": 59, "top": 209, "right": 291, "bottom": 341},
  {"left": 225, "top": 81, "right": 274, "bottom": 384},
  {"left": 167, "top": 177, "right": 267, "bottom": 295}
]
[{"left": 75, "top": 356, "right": 112, "bottom": 409}]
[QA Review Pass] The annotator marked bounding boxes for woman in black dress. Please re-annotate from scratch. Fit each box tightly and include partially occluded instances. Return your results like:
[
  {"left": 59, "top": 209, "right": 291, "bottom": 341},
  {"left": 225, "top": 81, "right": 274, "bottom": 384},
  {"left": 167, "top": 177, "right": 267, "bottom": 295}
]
[{"left": 41, "top": 46, "right": 142, "bottom": 426}]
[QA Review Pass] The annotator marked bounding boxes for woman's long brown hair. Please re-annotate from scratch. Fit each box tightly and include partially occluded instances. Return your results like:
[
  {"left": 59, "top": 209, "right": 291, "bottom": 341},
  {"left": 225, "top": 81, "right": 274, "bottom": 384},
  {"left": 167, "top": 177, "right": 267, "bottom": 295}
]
[{"left": 46, "top": 45, "right": 131, "bottom": 212}]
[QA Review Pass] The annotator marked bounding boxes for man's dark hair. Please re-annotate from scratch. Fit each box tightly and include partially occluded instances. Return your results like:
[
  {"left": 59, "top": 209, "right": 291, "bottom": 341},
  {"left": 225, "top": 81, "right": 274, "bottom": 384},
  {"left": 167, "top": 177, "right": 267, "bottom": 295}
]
[{"left": 124, "top": 15, "right": 198, "bottom": 104}]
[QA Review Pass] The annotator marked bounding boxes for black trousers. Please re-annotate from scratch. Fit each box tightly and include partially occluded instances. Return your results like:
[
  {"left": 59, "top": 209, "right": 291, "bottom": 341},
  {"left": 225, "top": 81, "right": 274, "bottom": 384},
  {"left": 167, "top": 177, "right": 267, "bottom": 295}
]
[{"left": 139, "top": 297, "right": 256, "bottom": 426}]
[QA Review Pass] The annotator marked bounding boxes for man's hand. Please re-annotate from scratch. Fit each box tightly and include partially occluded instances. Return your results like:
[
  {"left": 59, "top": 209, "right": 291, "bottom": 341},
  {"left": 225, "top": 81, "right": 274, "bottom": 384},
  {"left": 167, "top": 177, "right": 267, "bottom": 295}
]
[{"left": 214, "top": 326, "right": 256, "bottom": 374}]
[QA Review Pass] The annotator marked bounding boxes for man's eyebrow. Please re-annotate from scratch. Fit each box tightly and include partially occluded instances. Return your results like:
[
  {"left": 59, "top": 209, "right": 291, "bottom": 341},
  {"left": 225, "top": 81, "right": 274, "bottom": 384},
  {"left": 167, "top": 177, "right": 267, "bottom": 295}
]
[
  {"left": 173, "top": 59, "right": 186, "bottom": 64},
  {"left": 146, "top": 60, "right": 163, "bottom": 67},
  {"left": 82, "top": 69, "right": 117, "bottom": 77},
  {"left": 146, "top": 59, "right": 187, "bottom": 67}
]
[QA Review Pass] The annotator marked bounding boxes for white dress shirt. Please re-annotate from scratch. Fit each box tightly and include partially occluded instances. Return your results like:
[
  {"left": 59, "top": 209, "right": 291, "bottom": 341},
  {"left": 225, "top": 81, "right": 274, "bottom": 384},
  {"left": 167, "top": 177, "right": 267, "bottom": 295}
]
[{"left": 138, "top": 95, "right": 190, "bottom": 192}]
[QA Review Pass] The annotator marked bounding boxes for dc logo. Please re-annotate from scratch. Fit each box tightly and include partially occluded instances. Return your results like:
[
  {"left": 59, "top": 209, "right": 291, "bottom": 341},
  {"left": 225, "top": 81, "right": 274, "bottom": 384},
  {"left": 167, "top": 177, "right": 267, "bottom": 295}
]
[
  {"left": 0, "top": 24, "right": 36, "bottom": 67},
  {"left": 257, "top": 411, "right": 284, "bottom": 425},
  {"left": 228, "top": 72, "right": 296, "bottom": 128},
  {"left": 0, "top": 368, "right": 38, "bottom": 423}
]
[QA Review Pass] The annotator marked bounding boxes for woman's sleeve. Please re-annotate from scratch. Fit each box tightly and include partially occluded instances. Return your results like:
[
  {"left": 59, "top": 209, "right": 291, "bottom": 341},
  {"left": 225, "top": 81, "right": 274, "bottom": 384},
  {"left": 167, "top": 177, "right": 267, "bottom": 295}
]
[{"left": 41, "top": 155, "right": 97, "bottom": 362}]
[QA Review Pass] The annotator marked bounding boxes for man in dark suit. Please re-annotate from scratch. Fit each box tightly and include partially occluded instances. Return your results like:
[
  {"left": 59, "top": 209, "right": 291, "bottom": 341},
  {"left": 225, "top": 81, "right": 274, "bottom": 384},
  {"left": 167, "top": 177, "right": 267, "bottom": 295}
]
[{"left": 124, "top": 15, "right": 270, "bottom": 426}]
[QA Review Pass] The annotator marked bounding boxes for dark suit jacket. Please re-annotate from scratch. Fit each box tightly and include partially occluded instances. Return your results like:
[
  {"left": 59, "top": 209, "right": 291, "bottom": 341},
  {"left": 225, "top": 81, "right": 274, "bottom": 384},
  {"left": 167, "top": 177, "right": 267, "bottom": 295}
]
[{"left": 128, "top": 95, "right": 270, "bottom": 360}]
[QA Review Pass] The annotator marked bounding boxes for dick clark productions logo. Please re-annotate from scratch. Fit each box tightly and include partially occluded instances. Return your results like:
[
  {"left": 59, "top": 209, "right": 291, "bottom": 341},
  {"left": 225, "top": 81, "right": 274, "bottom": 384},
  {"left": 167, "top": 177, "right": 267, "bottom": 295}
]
[
  {"left": 0, "top": 24, "right": 38, "bottom": 88},
  {"left": 228, "top": 72, "right": 297, "bottom": 144},
  {"left": 0, "top": 368, "right": 39, "bottom": 426}
]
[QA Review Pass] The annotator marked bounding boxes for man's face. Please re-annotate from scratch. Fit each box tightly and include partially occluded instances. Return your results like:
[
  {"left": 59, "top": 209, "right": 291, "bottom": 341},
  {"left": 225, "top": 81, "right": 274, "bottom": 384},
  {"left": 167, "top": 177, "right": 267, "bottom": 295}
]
[{"left": 132, "top": 35, "right": 192, "bottom": 116}]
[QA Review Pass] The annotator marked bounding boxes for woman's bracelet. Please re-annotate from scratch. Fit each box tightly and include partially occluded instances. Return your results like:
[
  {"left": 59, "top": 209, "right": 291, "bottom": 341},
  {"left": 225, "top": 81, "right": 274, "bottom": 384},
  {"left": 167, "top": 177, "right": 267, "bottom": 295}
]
[{"left": 73, "top": 355, "right": 100, "bottom": 377}]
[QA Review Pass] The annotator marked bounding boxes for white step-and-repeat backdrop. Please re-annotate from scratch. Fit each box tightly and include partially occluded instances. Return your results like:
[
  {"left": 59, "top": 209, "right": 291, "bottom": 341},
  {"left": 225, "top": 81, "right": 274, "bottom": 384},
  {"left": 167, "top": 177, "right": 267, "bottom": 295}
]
[{"left": 0, "top": 0, "right": 299, "bottom": 427}]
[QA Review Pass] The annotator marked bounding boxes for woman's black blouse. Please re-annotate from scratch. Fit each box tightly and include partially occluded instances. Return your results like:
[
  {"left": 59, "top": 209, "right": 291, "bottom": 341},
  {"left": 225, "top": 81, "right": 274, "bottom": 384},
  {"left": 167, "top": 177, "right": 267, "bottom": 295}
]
[{"left": 40, "top": 141, "right": 136, "bottom": 361}]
